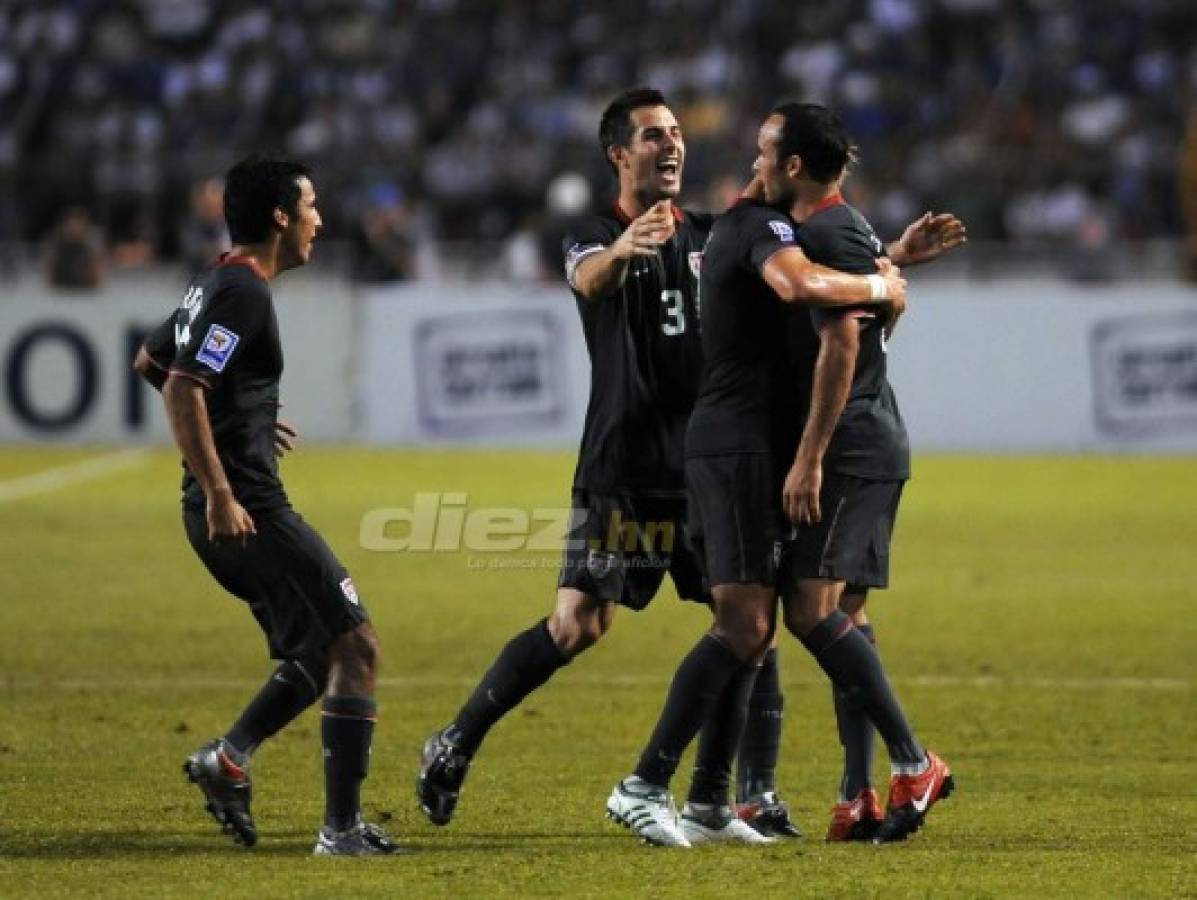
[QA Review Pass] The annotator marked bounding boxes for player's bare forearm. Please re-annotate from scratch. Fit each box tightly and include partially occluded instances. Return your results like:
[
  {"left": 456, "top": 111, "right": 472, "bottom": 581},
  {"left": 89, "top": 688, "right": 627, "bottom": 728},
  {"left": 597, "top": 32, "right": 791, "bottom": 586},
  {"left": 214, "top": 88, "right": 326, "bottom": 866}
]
[
  {"left": 761, "top": 249, "right": 905, "bottom": 311},
  {"left": 795, "top": 319, "right": 858, "bottom": 466},
  {"left": 133, "top": 345, "right": 168, "bottom": 392},
  {"left": 163, "top": 374, "right": 233, "bottom": 501},
  {"left": 573, "top": 248, "right": 634, "bottom": 300}
]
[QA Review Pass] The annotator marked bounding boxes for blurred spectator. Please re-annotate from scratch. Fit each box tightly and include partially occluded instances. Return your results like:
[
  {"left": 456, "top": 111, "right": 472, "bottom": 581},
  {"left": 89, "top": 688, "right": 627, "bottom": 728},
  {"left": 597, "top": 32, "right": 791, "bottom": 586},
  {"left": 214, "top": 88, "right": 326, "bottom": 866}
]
[
  {"left": 350, "top": 183, "right": 417, "bottom": 284},
  {"left": 179, "top": 176, "right": 230, "bottom": 277},
  {"left": 42, "top": 207, "right": 104, "bottom": 291}
]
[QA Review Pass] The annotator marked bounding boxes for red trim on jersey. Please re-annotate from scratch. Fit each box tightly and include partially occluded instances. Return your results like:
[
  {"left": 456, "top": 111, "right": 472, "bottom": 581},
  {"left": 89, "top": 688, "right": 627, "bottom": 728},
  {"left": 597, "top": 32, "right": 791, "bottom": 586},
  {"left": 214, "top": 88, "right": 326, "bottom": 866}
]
[
  {"left": 808, "top": 192, "right": 845, "bottom": 217},
  {"left": 611, "top": 200, "right": 685, "bottom": 226},
  {"left": 167, "top": 367, "right": 214, "bottom": 389},
  {"left": 215, "top": 252, "right": 267, "bottom": 280}
]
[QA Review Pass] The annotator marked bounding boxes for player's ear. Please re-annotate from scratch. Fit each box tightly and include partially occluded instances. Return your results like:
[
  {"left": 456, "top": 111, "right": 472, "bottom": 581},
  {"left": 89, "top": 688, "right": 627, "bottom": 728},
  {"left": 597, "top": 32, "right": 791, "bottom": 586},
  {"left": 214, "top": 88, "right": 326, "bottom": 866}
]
[
  {"left": 607, "top": 144, "right": 625, "bottom": 170},
  {"left": 272, "top": 207, "right": 289, "bottom": 231},
  {"left": 785, "top": 154, "right": 803, "bottom": 180}
]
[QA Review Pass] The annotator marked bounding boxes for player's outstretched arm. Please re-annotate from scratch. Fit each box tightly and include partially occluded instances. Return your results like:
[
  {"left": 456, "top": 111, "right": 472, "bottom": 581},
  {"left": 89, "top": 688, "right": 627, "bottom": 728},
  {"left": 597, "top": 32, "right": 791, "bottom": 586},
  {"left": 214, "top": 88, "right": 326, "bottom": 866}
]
[
  {"left": 572, "top": 201, "right": 675, "bottom": 300},
  {"left": 163, "top": 373, "right": 256, "bottom": 545},
  {"left": 761, "top": 246, "right": 906, "bottom": 315},
  {"left": 783, "top": 314, "right": 858, "bottom": 526},
  {"left": 886, "top": 211, "right": 967, "bottom": 267}
]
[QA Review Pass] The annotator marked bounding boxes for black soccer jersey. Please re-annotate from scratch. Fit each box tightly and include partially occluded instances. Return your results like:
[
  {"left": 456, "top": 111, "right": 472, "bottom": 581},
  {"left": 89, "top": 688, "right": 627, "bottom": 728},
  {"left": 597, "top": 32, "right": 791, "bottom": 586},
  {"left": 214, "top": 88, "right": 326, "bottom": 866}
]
[
  {"left": 685, "top": 199, "right": 799, "bottom": 457},
  {"left": 144, "top": 253, "right": 289, "bottom": 513},
  {"left": 563, "top": 203, "right": 713, "bottom": 496},
  {"left": 777, "top": 197, "right": 911, "bottom": 481}
]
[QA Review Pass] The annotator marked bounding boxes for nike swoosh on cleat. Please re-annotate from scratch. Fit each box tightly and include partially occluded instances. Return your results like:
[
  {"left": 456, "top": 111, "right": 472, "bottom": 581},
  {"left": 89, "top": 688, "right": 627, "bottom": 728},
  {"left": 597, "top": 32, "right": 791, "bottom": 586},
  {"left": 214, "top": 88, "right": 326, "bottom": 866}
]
[{"left": 911, "top": 781, "right": 936, "bottom": 813}]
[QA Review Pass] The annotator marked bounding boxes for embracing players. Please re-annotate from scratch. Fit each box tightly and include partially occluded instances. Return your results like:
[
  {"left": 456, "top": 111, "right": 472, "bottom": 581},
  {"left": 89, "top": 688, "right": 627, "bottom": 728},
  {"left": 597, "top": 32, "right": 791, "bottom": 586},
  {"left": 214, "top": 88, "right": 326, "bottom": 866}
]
[
  {"left": 610, "top": 102, "right": 961, "bottom": 848},
  {"left": 134, "top": 156, "right": 400, "bottom": 856},
  {"left": 417, "top": 88, "right": 905, "bottom": 843}
]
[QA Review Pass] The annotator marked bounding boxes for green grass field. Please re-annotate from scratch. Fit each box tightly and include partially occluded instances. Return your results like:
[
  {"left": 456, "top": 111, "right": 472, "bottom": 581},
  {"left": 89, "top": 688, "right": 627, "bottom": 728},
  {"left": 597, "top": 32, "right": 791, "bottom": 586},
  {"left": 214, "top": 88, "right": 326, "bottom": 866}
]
[{"left": 1, "top": 448, "right": 1194, "bottom": 898}]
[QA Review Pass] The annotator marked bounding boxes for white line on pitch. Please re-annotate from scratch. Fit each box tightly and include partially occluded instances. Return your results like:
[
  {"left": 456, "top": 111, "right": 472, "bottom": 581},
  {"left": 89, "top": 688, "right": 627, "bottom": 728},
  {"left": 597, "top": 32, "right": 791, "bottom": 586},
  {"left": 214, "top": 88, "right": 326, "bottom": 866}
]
[
  {"left": 25, "top": 673, "right": 1191, "bottom": 692},
  {"left": 0, "top": 449, "right": 149, "bottom": 504}
]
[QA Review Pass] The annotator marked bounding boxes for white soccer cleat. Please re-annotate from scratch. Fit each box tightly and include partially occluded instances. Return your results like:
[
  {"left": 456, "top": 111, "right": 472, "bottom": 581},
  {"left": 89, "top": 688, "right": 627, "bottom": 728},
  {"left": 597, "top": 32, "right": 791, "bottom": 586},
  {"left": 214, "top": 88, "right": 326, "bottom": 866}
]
[
  {"left": 606, "top": 778, "right": 692, "bottom": 848},
  {"left": 680, "top": 803, "right": 778, "bottom": 845}
]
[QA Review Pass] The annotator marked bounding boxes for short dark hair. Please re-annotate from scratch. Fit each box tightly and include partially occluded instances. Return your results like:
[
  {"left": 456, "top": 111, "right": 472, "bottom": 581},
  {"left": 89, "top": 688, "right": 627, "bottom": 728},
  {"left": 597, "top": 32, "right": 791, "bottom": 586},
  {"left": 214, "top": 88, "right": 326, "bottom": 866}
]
[
  {"left": 599, "top": 88, "right": 669, "bottom": 170},
  {"left": 770, "top": 103, "right": 856, "bottom": 184},
  {"left": 223, "top": 155, "right": 312, "bottom": 244}
]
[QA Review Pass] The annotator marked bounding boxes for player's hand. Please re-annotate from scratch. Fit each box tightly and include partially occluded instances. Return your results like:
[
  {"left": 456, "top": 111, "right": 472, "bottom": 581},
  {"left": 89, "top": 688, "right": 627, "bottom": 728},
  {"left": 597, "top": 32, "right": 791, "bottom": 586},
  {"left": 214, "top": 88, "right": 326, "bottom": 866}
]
[
  {"left": 612, "top": 200, "right": 675, "bottom": 260},
  {"left": 894, "top": 211, "right": 967, "bottom": 266},
  {"left": 783, "top": 457, "right": 822, "bottom": 526},
  {"left": 876, "top": 257, "right": 907, "bottom": 338},
  {"left": 207, "top": 489, "right": 256, "bottom": 547},
  {"left": 274, "top": 419, "right": 298, "bottom": 456}
]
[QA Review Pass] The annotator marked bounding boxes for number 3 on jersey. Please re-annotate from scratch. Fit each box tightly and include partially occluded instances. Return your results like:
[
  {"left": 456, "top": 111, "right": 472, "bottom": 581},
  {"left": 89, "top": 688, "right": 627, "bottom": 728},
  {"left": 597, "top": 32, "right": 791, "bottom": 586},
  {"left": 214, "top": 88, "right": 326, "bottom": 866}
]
[{"left": 660, "top": 289, "right": 686, "bottom": 336}]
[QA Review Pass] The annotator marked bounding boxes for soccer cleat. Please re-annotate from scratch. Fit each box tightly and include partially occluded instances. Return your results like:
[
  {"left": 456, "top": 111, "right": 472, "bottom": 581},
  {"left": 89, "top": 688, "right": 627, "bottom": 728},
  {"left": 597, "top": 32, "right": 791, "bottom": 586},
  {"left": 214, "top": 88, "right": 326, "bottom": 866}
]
[
  {"left": 680, "top": 802, "right": 777, "bottom": 845},
  {"left": 313, "top": 820, "right": 407, "bottom": 856},
  {"left": 735, "top": 792, "right": 804, "bottom": 839},
  {"left": 416, "top": 727, "right": 472, "bottom": 826},
  {"left": 605, "top": 779, "right": 691, "bottom": 847},
  {"left": 826, "top": 787, "right": 883, "bottom": 842},
  {"left": 873, "top": 750, "right": 954, "bottom": 844},
  {"left": 183, "top": 738, "right": 256, "bottom": 847}
]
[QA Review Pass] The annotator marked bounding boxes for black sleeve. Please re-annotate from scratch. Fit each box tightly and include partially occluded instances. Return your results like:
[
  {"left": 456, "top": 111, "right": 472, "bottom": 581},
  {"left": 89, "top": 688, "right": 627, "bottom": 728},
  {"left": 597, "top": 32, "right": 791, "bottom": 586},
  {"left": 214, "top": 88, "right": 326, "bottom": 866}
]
[
  {"left": 170, "top": 279, "right": 270, "bottom": 388},
  {"left": 143, "top": 312, "right": 177, "bottom": 372},
  {"left": 738, "top": 205, "right": 802, "bottom": 272},
  {"left": 562, "top": 216, "right": 615, "bottom": 291}
]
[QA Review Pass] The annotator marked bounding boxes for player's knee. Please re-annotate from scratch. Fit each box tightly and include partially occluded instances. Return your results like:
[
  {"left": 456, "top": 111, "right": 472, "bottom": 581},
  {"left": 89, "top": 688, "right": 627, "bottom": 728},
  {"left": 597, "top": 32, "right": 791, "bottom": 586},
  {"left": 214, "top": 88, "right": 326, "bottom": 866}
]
[
  {"left": 548, "top": 607, "right": 609, "bottom": 658},
  {"left": 782, "top": 603, "right": 821, "bottom": 640},
  {"left": 712, "top": 602, "right": 774, "bottom": 662}
]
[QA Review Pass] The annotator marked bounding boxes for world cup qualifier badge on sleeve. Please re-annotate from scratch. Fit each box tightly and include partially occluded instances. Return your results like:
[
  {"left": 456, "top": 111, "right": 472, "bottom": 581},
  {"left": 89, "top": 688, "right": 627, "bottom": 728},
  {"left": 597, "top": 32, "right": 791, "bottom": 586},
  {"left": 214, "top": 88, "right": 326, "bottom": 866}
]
[{"left": 196, "top": 324, "right": 241, "bottom": 372}]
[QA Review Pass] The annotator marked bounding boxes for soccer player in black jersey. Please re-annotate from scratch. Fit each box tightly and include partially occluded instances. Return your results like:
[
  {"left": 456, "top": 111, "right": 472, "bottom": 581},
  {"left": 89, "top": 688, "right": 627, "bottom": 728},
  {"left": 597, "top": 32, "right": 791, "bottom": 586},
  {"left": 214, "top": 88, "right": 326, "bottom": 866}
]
[
  {"left": 133, "top": 156, "right": 401, "bottom": 856},
  {"left": 769, "top": 104, "right": 965, "bottom": 843}
]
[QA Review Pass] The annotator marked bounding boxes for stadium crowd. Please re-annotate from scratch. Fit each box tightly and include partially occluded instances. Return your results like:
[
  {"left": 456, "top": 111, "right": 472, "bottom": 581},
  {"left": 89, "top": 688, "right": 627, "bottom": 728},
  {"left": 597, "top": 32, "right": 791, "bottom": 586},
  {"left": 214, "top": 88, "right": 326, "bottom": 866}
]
[{"left": 2, "top": 0, "right": 1194, "bottom": 280}]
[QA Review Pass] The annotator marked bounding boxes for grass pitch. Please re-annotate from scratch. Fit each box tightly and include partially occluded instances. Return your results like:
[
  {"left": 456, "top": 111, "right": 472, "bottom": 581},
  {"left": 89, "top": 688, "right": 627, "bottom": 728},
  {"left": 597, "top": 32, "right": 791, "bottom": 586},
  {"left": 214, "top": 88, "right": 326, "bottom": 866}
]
[{"left": 0, "top": 448, "right": 1194, "bottom": 898}]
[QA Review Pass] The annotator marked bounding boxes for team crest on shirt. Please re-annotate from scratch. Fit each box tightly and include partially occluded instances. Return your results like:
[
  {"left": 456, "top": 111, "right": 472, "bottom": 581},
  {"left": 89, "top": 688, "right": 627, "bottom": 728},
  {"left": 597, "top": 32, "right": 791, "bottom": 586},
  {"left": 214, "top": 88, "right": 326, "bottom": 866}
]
[
  {"left": 340, "top": 577, "right": 360, "bottom": 605},
  {"left": 768, "top": 220, "right": 795, "bottom": 243},
  {"left": 195, "top": 324, "right": 240, "bottom": 373},
  {"left": 688, "top": 251, "right": 702, "bottom": 280}
]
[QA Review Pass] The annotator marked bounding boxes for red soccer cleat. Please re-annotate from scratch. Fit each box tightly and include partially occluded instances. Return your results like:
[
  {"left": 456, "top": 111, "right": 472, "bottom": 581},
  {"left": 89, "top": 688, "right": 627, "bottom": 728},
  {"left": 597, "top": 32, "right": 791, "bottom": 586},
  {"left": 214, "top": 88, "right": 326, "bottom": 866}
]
[
  {"left": 873, "top": 750, "right": 954, "bottom": 843},
  {"left": 826, "top": 787, "right": 883, "bottom": 842}
]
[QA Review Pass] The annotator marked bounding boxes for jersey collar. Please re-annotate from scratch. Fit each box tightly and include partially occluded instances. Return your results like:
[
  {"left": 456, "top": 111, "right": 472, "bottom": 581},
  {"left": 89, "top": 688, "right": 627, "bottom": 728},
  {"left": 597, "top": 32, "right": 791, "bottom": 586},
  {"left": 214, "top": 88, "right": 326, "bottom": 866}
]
[
  {"left": 215, "top": 252, "right": 268, "bottom": 280},
  {"left": 611, "top": 200, "right": 685, "bottom": 226},
  {"left": 807, "top": 192, "right": 844, "bottom": 218}
]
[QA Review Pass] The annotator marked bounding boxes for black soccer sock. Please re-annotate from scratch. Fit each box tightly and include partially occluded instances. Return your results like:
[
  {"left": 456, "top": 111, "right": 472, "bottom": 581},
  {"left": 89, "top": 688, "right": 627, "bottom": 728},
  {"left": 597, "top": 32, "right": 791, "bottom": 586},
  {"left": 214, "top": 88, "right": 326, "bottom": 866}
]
[
  {"left": 736, "top": 647, "right": 784, "bottom": 802},
  {"left": 450, "top": 619, "right": 568, "bottom": 755},
  {"left": 833, "top": 622, "right": 876, "bottom": 798},
  {"left": 633, "top": 634, "right": 745, "bottom": 789},
  {"left": 224, "top": 656, "right": 328, "bottom": 756},
  {"left": 689, "top": 661, "right": 759, "bottom": 806},
  {"left": 321, "top": 695, "right": 377, "bottom": 832},
  {"left": 800, "top": 611, "right": 923, "bottom": 768}
]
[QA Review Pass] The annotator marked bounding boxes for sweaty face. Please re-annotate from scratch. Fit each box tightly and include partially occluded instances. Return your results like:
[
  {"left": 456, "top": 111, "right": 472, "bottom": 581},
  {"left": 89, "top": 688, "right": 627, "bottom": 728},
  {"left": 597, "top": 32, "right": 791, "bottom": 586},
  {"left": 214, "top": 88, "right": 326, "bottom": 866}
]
[
  {"left": 616, "top": 105, "right": 685, "bottom": 202},
  {"left": 753, "top": 116, "right": 793, "bottom": 207},
  {"left": 282, "top": 176, "right": 322, "bottom": 268}
]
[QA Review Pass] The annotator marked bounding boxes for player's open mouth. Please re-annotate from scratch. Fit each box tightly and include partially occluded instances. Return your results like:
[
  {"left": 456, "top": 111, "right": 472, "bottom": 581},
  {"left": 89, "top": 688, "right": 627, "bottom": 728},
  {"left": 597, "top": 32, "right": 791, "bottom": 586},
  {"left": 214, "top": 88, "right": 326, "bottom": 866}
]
[{"left": 656, "top": 160, "right": 680, "bottom": 182}]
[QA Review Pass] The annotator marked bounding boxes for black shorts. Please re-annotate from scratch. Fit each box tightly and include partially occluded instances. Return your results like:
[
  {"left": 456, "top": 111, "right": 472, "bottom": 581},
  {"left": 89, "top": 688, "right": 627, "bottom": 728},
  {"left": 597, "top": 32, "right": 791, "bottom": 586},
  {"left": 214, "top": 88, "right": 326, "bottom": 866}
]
[
  {"left": 557, "top": 490, "right": 710, "bottom": 611},
  {"left": 781, "top": 472, "right": 904, "bottom": 589},
  {"left": 183, "top": 506, "right": 369, "bottom": 660},
  {"left": 686, "top": 453, "right": 781, "bottom": 589}
]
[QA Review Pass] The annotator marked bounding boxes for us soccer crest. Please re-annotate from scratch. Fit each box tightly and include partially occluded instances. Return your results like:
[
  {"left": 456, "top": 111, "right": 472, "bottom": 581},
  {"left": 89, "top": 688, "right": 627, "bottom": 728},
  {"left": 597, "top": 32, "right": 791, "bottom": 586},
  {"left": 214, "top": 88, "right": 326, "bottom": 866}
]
[{"left": 688, "top": 251, "right": 702, "bottom": 280}]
